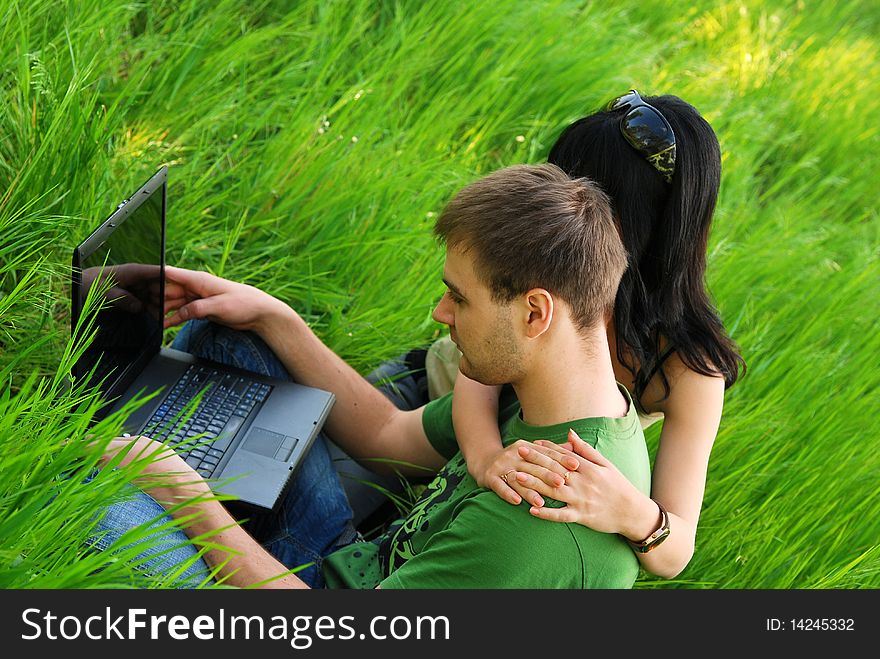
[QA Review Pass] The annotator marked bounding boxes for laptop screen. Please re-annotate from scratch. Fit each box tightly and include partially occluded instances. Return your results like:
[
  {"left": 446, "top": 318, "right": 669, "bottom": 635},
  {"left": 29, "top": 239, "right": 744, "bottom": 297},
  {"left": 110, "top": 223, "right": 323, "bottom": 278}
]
[{"left": 73, "top": 168, "right": 166, "bottom": 397}]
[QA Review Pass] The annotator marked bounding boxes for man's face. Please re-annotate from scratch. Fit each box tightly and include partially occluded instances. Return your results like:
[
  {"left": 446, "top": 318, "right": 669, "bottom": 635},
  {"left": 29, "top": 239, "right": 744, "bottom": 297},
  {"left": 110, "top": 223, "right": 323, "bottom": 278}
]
[{"left": 431, "top": 246, "right": 526, "bottom": 385}]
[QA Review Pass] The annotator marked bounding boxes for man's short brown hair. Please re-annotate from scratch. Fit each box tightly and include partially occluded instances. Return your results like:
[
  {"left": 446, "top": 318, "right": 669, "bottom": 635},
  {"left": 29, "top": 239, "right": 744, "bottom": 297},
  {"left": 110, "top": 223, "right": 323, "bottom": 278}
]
[{"left": 434, "top": 163, "right": 627, "bottom": 331}]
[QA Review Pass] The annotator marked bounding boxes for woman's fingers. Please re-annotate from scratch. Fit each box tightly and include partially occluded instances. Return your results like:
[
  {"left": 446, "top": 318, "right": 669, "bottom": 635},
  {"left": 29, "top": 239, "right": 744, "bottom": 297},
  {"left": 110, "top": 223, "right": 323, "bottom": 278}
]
[
  {"left": 505, "top": 473, "right": 543, "bottom": 507},
  {"left": 511, "top": 479, "right": 544, "bottom": 507},
  {"left": 533, "top": 439, "right": 595, "bottom": 471},
  {"left": 514, "top": 458, "right": 567, "bottom": 488},
  {"left": 514, "top": 470, "right": 563, "bottom": 501},
  {"left": 488, "top": 473, "right": 523, "bottom": 505},
  {"left": 528, "top": 504, "right": 579, "bottom": 524},
  {"left": 566, "top": 429, "right": 613, "bottom": 467},
  {"left": 479, "top": 440, "right": 597, "bottom": 509},
  {"left": 490, "top": 467, "right": 544, "bottom": 507},
  {"left": 518, "top": 443, "right": 580, "bottom": 473}
]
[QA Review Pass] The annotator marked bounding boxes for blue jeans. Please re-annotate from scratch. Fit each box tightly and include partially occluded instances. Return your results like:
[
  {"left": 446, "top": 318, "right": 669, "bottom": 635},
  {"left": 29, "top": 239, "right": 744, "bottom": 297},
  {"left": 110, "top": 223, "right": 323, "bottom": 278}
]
[{"left": 92, "top": 320, "right": 359, "bottom": 588}]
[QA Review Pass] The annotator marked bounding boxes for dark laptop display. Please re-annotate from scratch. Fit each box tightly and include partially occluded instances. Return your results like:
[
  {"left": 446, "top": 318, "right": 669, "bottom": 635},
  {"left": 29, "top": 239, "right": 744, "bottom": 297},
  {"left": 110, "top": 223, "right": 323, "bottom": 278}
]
[
  {"left": 72, "top": 172, "right": 165, "bottom": 398},
  {"left": 72, "top": 167, "right": 334, "bottom": 511}
]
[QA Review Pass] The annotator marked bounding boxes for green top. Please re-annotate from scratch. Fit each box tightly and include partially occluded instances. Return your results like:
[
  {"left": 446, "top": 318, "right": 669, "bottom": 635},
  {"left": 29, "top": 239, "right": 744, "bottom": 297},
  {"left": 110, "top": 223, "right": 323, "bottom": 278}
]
[{"left": 322, "top": 384, "right": 650, "bottom": 589}]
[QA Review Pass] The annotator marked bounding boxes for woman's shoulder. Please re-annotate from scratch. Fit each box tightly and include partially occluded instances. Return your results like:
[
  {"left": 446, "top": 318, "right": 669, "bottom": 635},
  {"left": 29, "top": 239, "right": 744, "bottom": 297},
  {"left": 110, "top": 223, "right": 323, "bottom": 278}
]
[{"left": 640, "top": 351, "right": 725, "bottom": 417}]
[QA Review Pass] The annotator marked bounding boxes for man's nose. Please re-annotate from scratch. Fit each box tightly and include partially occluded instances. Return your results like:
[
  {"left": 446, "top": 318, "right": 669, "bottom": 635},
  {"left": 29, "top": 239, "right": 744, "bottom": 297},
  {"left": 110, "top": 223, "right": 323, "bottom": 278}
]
[{"left": 432, "top": 293, "right": 454, "bottom": 327}]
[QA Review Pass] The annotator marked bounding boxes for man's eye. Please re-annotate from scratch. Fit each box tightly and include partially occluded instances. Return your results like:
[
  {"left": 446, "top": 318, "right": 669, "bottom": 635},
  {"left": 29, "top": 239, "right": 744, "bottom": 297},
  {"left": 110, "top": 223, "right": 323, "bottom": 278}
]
[{"left": 447, "top": 291, "right": 462, "bottom": 304}]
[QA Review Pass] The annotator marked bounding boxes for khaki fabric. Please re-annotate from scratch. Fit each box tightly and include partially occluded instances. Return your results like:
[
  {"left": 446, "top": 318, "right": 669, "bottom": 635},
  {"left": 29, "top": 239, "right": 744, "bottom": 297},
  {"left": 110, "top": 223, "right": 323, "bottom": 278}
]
[
  {"left": 638, "top": 409, "right": 664, "bottom": 430},
  {"left": 425, "top": 334, "right": 462, "bottom": 400}
]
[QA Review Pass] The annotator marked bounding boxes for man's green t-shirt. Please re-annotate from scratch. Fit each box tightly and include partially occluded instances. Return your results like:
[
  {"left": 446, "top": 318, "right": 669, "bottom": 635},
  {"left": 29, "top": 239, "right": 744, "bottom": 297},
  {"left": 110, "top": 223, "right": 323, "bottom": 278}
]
[{"left": 322, "top": 385, "right": 651, "bottom": 589}]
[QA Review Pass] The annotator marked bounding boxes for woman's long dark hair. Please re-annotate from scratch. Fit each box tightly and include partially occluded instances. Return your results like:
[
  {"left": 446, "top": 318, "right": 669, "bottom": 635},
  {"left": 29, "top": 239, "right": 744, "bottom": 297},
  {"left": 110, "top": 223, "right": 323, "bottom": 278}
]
[{"left": 548, "top": 94, "right": 745, "bottom": 402}]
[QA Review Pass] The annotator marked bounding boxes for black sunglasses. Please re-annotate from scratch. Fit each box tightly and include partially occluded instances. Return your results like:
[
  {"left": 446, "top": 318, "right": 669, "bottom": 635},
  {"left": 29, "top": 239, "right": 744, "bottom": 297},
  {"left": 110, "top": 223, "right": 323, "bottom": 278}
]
[{"left": 604, "top": 90, "right": 676, "bottom": 183}]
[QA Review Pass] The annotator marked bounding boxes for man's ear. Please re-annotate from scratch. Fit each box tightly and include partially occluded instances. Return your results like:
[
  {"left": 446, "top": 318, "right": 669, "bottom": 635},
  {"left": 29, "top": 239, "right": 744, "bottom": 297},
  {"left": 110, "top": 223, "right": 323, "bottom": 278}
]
[{"left": 523, "top": 288, "right": 554, "bottom": 339}]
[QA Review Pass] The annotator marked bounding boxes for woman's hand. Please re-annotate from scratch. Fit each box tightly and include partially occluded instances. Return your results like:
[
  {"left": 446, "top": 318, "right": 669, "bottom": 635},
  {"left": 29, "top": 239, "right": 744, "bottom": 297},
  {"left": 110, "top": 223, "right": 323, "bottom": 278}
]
[
  {"left": 514, "top": 429, "right": 649, "bottom": 537},
  {"left": 470, "top": 440, "right": 580, "bottom": 507},
  {"left": 163, "top": 265, "right": 287, "bottom": 332}
]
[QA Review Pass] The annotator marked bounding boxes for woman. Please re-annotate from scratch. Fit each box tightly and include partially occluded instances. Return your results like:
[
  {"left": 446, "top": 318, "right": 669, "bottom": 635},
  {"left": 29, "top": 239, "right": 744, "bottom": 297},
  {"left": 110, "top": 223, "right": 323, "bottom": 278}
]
[{"left": 433, "top": 91, "right": 744, "bottom": 578}]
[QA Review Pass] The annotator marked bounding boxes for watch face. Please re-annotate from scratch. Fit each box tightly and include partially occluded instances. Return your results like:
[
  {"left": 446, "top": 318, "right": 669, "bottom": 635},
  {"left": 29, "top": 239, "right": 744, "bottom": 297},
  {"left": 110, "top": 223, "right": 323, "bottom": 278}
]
[
  {"left": 632, "top": 529, "right": 669, "bottom": 553},
  {"left": 629, "top": 504, "right": 670, "bottom": 552}
]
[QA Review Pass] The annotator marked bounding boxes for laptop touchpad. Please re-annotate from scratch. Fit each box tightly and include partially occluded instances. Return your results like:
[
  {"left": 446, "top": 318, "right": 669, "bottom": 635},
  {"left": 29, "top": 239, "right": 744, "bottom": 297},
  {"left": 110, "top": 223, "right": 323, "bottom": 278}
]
[{"left": 242, "top": 427, "right": 296, "bottom": 461}]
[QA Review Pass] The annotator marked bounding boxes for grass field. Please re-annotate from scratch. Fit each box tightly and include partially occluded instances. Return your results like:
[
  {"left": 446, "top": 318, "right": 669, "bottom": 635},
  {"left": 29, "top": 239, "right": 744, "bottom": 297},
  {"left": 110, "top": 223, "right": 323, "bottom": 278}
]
[{"left": 1, "top": 0, "right": 878, "bottom": 588}]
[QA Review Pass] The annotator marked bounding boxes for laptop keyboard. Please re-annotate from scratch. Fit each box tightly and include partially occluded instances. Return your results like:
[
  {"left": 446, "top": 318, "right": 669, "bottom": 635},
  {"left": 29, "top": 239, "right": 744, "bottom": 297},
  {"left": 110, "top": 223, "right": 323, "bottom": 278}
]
[{"left": 143, "top": 364, "right": 272, "bottom": 478}]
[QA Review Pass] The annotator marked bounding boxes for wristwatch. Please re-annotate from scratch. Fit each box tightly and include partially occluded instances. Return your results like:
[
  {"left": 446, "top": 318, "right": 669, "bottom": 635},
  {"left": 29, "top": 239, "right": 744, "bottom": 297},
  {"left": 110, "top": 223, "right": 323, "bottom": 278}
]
[{"left": 627, "top": 501, "right": 670, "bottom": 553}]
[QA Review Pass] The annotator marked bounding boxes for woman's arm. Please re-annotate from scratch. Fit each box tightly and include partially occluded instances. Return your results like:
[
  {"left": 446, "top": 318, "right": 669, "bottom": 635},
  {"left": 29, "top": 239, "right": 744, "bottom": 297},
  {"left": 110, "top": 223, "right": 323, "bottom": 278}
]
[
  {"left": 452, "top": 374, "right": 545, "bottom": 507},
  {"left": 452, "top": 375, "right": 507, "bottom": 493},
  {"left": 636, "top": 361, "right": 724, "bottom": 577}
]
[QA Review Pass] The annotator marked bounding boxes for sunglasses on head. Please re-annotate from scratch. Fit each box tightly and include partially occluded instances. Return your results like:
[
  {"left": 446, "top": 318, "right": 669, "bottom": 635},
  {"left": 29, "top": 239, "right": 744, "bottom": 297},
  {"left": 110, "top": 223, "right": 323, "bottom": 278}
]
[{"left": 604, "top": 89, "right": 676, "bottom": 183}]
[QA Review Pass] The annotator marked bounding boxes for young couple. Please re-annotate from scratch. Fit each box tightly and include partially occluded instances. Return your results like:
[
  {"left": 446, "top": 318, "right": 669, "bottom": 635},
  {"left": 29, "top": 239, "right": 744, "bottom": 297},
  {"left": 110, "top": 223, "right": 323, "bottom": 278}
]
[{"left": 94, "top": 91, "right": 743, "bottom": 588}]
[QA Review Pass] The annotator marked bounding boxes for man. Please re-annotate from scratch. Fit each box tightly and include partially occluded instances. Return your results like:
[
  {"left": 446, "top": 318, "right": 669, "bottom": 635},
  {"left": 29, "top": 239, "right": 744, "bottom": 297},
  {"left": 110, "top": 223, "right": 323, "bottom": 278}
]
[{"left": 100, "top": 163, "right": 650, "bottom": 588}]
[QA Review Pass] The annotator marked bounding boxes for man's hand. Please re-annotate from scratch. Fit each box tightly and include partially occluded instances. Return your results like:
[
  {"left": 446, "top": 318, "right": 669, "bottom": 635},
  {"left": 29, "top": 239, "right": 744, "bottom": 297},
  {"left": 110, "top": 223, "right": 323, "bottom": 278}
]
[
  {"left": 99, "top": 435, "right": 211, "bottom": 503},
  {"left": 163, "top": 266, "right": 288, "bottom": 332}
]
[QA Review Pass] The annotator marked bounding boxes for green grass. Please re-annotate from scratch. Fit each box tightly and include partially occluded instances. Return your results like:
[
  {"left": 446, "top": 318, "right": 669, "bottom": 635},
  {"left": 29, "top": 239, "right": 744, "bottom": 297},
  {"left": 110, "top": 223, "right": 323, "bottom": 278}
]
[{"left": 0, "top": 0, "right": 877, "bottom": 588}]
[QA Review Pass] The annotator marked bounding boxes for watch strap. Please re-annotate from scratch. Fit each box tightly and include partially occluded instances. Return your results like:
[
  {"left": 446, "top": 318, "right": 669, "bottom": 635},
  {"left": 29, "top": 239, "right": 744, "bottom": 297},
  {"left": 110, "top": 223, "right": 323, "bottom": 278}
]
[{"left": 627, "top": 500, "right": 670, "bottom": 553}]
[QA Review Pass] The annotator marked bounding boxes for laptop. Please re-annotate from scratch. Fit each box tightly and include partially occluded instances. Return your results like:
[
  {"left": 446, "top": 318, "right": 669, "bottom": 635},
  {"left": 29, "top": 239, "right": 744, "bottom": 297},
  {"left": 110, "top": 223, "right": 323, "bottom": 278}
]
[{"left": 71, "top": 165, "right": 335, "bottom": 511}]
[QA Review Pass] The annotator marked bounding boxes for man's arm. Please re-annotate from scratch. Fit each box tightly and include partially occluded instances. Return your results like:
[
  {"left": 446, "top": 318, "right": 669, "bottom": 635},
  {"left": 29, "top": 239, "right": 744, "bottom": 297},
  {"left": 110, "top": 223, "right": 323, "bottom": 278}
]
[
  {"left": 103, "top": 437, "right": 310, "bottom": 588},
  {"left": 258, "top": 304, "right": 445, "bottom": 475},
  {"left": 164, "top": 266, "right": 446, "bottom": 476}
]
